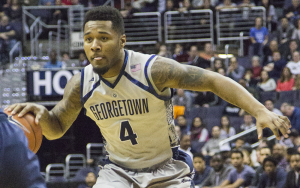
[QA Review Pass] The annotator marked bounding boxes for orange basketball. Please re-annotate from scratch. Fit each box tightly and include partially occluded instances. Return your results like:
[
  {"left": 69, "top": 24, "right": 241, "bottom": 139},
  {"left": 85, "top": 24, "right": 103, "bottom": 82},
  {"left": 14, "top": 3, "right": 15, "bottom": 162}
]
[{"left": 4, "top": 110, "right": 43, "bottom": 153}]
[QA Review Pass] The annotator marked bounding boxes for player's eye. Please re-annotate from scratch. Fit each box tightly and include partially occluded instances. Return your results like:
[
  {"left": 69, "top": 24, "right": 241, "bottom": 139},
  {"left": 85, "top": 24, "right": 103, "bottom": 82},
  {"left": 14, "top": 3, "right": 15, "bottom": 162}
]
[
  {"left": 85, "top": 38, "right": 92, "bottom": 42},
  {"left": 101, "top": 37, "right": 108, "bottom": 41}
]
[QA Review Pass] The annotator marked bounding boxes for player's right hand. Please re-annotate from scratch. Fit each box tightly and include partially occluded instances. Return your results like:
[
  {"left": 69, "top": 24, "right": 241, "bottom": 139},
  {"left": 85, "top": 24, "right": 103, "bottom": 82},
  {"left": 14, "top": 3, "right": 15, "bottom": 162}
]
[{"left": 4, "top": 103, "right": 48, "bottom": 125}]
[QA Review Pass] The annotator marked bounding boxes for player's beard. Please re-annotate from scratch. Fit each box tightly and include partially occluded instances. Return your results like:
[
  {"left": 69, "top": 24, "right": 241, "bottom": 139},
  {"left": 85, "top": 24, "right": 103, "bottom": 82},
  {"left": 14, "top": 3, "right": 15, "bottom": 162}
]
[{"left": 93, "top": 66, "right": 109, "bottom": 76}]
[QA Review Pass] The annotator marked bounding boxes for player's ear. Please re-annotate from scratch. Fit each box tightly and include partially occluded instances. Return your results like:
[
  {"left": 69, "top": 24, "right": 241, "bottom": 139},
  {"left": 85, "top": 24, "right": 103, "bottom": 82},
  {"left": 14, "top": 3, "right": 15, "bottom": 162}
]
[{"left": 120, "top": 34, "right": 126, "bottom": 48}]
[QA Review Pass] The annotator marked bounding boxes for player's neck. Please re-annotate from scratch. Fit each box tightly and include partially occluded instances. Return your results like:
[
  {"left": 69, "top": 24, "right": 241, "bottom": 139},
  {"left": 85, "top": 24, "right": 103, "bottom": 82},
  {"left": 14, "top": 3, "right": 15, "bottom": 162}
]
[{"left": 102, "top": 50, "right": 125, "bottom": 78}]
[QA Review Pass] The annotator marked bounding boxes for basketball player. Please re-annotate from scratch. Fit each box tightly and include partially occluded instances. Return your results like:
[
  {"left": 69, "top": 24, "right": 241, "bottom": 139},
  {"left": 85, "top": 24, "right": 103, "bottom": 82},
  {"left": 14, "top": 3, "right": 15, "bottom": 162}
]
[
  {"left": 6, "top": 6, "right": 291, "bottom": 188},
  {"left": 0, "top": 109, "right": 46, "bottom": 188}
]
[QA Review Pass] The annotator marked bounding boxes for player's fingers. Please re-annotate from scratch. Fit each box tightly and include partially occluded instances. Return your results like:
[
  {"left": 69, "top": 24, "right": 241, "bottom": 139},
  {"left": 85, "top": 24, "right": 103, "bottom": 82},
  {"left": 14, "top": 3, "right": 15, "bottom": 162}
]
[
  {"left": 4, "top": 103, "right": 19, "bottom": 112},
  {"left": 35, "top": 113, "right": 42, "bottom": 125},
  {"left": 269, "top": 125, "right": 281, "bottom": 140},
  {"left": 10, "top": 103, "right": 27, "bottom": 115},
  {"left": 18, "top": 104, "right": 34, "bottom": 117},
  {"left": 257, "top": 125, "right": 263, "bottom": 139},
  {"left": 274, "top": 119, "right": 288, "bottom": 138},
  {"left": 279, "top": 115, "right": 291, "bottom": 129},
  {"left": 277, "top": 116, "right": 291, "bottom": 134}
]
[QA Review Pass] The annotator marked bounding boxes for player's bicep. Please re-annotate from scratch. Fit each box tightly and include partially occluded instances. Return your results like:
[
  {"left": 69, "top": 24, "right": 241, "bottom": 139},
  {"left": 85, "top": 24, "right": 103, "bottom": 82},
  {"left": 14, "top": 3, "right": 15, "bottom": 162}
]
[
  {"left": 151, "top": 57, "right": 215, "bottom": 91},
  {"left": 51, "top": 73, "right": 82, "bottom": 132}
]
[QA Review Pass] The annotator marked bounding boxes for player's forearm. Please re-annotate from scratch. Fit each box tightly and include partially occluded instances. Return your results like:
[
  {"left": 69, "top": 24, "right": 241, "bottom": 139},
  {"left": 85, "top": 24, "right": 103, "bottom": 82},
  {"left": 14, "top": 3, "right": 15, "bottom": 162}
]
[
  {"left": 209, "top": 74, "right": 265, "bottom": 118},
  {"left": 39, "top": 110, "right": 66, "bottom": 140}
]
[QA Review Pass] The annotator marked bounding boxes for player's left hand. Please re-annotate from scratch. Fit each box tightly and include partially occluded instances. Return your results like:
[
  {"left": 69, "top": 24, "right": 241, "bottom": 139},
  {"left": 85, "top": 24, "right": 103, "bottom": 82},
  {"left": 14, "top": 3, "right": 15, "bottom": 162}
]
[{"left": 256, "top": 109, "right": 291, "bottom": 140}]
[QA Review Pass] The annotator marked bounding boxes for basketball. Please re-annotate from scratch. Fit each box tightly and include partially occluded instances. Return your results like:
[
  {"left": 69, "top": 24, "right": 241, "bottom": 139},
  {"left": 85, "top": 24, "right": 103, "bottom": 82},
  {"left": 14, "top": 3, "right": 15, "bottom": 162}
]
[{"left": 4, "top": 110, "right": 43, "bottom": 153}]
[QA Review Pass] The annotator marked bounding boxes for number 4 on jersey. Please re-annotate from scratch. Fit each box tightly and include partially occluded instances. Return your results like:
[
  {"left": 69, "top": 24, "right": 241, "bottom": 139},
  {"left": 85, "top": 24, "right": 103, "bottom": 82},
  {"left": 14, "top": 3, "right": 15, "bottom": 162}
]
[{"left": 120, "top": 121, "right": 138, "bottom": 145}]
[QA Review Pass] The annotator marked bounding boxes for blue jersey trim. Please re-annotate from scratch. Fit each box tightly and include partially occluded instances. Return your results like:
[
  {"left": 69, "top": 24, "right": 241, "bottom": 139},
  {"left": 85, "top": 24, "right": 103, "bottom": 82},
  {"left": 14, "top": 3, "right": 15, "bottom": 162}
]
[
  {"left": 80, "top": 68, "right": 85, "bottom": 106},
  {"left": 144, "top": 55, "right": 157, "bottom": 92},
  {"left": 82, "top": 80, "right": 101, "bottom": 106},
  {"left": 124, "top": 72, "right": 171, "bottom": 101},
  {"left": 172, "top": 147, "right": 194, "bottom": 173},
  {"left": 100, "top": 50, "right": 128, "bottom": 89}
]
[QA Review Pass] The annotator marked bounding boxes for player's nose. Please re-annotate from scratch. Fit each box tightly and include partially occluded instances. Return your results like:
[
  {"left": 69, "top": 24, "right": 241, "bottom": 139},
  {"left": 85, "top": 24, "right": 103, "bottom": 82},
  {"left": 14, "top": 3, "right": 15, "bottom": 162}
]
[{"left": 91, "top": 40, "right": 101, "bottom": 51}]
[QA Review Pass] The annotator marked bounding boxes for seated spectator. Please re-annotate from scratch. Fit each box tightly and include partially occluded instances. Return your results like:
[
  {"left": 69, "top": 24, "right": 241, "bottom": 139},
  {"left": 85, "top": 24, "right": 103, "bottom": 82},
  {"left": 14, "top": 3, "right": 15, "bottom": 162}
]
[
  {"left": 223, "top": 102, "right": 243, "bottom": 117},
  {"left": 283, "top": 39, "right": 299, "bottom": 61},
  {"left": 197, "top": 43, "right": 215, "bottom": 69},
  {"left": 176, "top": 115, "right": 189, "bottom": 134},
  {"left": 294, "top": 74, "right": 300, "bottom": 89},
  {"left": 242, "top": 147, "right": 254, "bottom": 168},
  {"left": 278, "top": 17, "right": 295, "bottom": 46},
  {"left": 175, "top": 125, "right": 182, "bottom": 138},
  {"left": 157, "top": 44, "right": 172, "bottom": 58},
  {"left": 61, "top": 0, "right": 72, "bottom": 5},
  {"left": 284, "top": 152, "right": 300, "bottom": 188},
  {"left": 120, "top": 2, "right": 139, "bottom": 19},
  {"left": 179, "top": 133, "right": 193, "bottom": 159},
  {"left": 202, "top": 153, "right": 233, "bottom": 187},
  {"left": 257, "top": 70, "right": 277, "bottom": 91},
  {"left": 173, "top": 89, "right": 191, "bottom": 118},
  {"left": 44, "top": 50, "right": 63, "bottom": 69},
  {"left": 276, "top": 67, "right": 295, "bottom": 91},
  {"left": 281, "top": 103, "right": 300, "bottom": 133},
  {"left": 233, "top": 138, "right": 245, "bottom": 150},
  {"left": 261, "top": 0, "right": 277, "bottom": 32},
  {"left": 218, "top": 149, "right": 255, "bottom": 187},
  {"left": 239, "top": 78, "right": 260, "bottom": 100},
  {"left": 250, "top": 17, "right": 268, "bottom": 56},
  {"left": 220, "top": 115, "right": 236, "bottom": 138},
  {"left": 226, "top": 57, "right": 245, "bottom": 82},
  {"left": 292, "top": 18, "right": 300, "bottom": 43},
  {"left": 216, "top": 0, "right": 237, "bottom": 10},
  {"left": 217, "top": 67, "right": 226, "bottom": 76},
  {"left": 238, "top": 0, "right": 254, "bottom": 7},
  {"left": 3, "top": 0, "right": 22, "bottom": 23},
  {"left": 264, "top": 51, "right": 287, "bottom": 80},
  {"left": 251, "top": 56, "right": 262, "bottom": 79},
  {"left": 188, "top": 45, "right": 205, "bottom": 68},
  {"left": 213, "top": 58, "right": 225, "bottom": 72},
  {"left": 49, "top": 0, "right": 68, "bottom": 24},
  {"left": 273, "top": 143, "right": 289, "bottom": 171},
  {"left": 193, "top": 91, "right": 219, "bottom": 108},
  {"left": 264, "top": 99, "right": 283, "bottom": 115},
  {"left": 262, "top": 40, "right": 278, "bottom": 66},
  {"left": 77, "top": 171, "right": 96, "bottom": 188},
  {"left": 252, "top": 146, "right": 272, "bottom": 186},
  {"left": 287, "top": 51, "right": 300, "bottom": 75},
  {"left": 178, "top": 0, "right": 194, "bottom": 12},
  {"left": 240, "top": 113, "right": 258, "bottom": 144},
  {"left": 202, "top": 126, "right": 228, "bottom": 156},
  {"left": 0, "top": 15, "right": 17, "bottom": 65},
  {"left": 289, "top": 130, "right": 300, "bottom": 151},
  {"left": 78, "top": 52, "right": 89, "bottom": 67},
  {"left": 39, "top": 0, "right": 55, "bottom": 5},
  {"left": 172, "top": 43, "right": 189, "bottom": 62},
  {"left": 284, "top": 0, "right": 300, "bottom": 23},
  {"left": 190, "top": 116, "right": 209, "bottom": 142},
  {"left": 243, "top": 69, "right": 259, "bottom": 87},
  {"left": 257, "top": 156, "right": 287, "bottom": 188},
  {"left": 193, "top": 153, "right": 213, "bottom": 187},
  {"left": 132, "top": 0, "right": 158, "bottom": 12}
]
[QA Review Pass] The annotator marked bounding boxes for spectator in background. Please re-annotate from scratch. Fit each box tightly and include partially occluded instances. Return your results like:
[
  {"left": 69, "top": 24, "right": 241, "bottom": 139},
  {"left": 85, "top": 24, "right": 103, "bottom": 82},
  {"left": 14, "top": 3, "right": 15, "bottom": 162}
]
[
  {"left": 220, "top": 115, "right": 236, "bottom": 138},
  {"left": 217, "top": 68, "right": 226, "bottom": 76},
  {"left": 284, "top": 152, "right": 300, "bottom": 188},
  {"left": 202, "top": 153, "right": 233, "bottom": 187},
  {"left": 233, "top": 138, "right": 245, "bottom": 150},
  {"left": 257, "top": 70, "right": 277, "bottom": 91},
  {"left": 281, "top": 103, "right": 300, "bottom": 133},
  {"left": 77, "top": 171, "right": 96, "bottom": 188},
  {"left": 157, "top": 44, "right": 172, "bottom": 58},
  {"left": 3, "top": 0, "right": 22, "bottom": 23},
  {"left": 190, "top": 116, "right": 209, "bottom": 142},
  {"left": 172, "top": 43, "right": 189, "bottom": 62},
  {"left": 193, "top": 90, "right": 219, "bottom": 108},
  {"left": 175, "top": 125, "right": 182, "bottom": 139},
  {"left": 132, "top": 0, "right": 158, "bottom": 12},
  {"left": 292, "top": 19, "right": 300, "bottom": 44},
  {"left": 216, "top": 0, "right": 237, "bottom": 9},
  {"left": 198, "top": 43, "right": 215, "bottom": 67},
  {"left": 176, "top": 115, "right": 189, "bottom": 134},
  {"left": 283, "top": 39, "right": 299, "bottom": 61},
  {"left": 264, "top": 51, "right": 287, "bottom": 80},
  {"left": 173, "top": 89, "right": 191, "bottom": 118},
  {"left": 120, "top": 3, "right": 139, "bottom": 19},
  {"left": 213, "top": 58, "right": 225, "bottom": 72},
  {"left": 261, "top": 0, "right": 277, "bottom": 31},
  {"left": 243, "top": 69, "right": 259, "bottom": 87},
  {"left": 262, "top": 40, "right": 279, "bottom": 66},
  {"left": 284, "top": 0, "right": 300, "bottom": 23},
  {"left": 257, "top": 156, "right": 287, "bottom": 188},
  {"left": 276, "top": 67, "right": 295, "bottom": 91},
  {"left": 44, "top": 50, "right": 63, "bottom": 69},
  {"left": 0, "top": 15, "right": 17, "bottom": 65},
  {"left": 202, "top": 126, "right": 227, "bottom": 156},
  {"left": 179, "top": 134, "right": 193, "bottom": 159},
  {"left": 251, "top": 56, "right": 262, "bottom": 79},
  {"left": 286, "top": 51, "right": 300, "bottom": 75},
  {"left": 226, "top": 57, "right": 245, "bottom": 82},
  {"left": 239, "top": 78, "right": 260, "bottom": 100},
  {"left": 178, "top": 0, "right": 194, "bottom": 12},
  {"left": 294, "top": 74, "right": 300, "bottom": 89},
  {"left": 252, "top": 146, "right": 272, "bottom": 186},
  {"left": 240, "top": 113, "right": 258, "bottom": 144},
  {"left": 78, "top": 52, "right": 89, "bottom": 67},
  {"left": 49, "top": 0, "right": 68, "bottom": 24},
  {"left": 218, "top": 150, "right": 255, "bottom": 187},
  {"left": 242, "top": 147, "right": 254, "bottom": 168},
  {"left": 277, "top": 17, "right": 295, "bottom": 46},
  {"left": 61, "top": 0, "right": 71, "bottom": 5},
  {"left": 250, "top": 17, "right": 269, "bottom": 56},
  {"left": 264, "top": 99, "right": 283, "bottom": 115},
  {"left": 39, "top": 0, "right": 55, "bottom": 5},
  {"left": 188, "top": 45, "right": 203, "bottom": 68},
  {"left": 273, "top": 143, "right": 289, "bottom": 171},
  {"left": 193, "top": 153, "right": 213, "bottom": 187}
]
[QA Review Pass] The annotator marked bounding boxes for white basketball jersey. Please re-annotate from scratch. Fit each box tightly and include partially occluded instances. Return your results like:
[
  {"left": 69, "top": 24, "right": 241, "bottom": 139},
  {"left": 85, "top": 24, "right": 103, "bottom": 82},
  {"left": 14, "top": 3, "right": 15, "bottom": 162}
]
[{"left": 81, "top": 50, "right": 179, "bottom": 169}]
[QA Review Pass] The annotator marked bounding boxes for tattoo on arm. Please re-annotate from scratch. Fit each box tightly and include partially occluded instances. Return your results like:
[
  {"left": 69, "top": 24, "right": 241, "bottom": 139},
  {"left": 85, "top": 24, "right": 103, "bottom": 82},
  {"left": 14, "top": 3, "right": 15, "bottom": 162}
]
[{"left": 152, "top": 58, "right": 207, "bottom": 90}]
